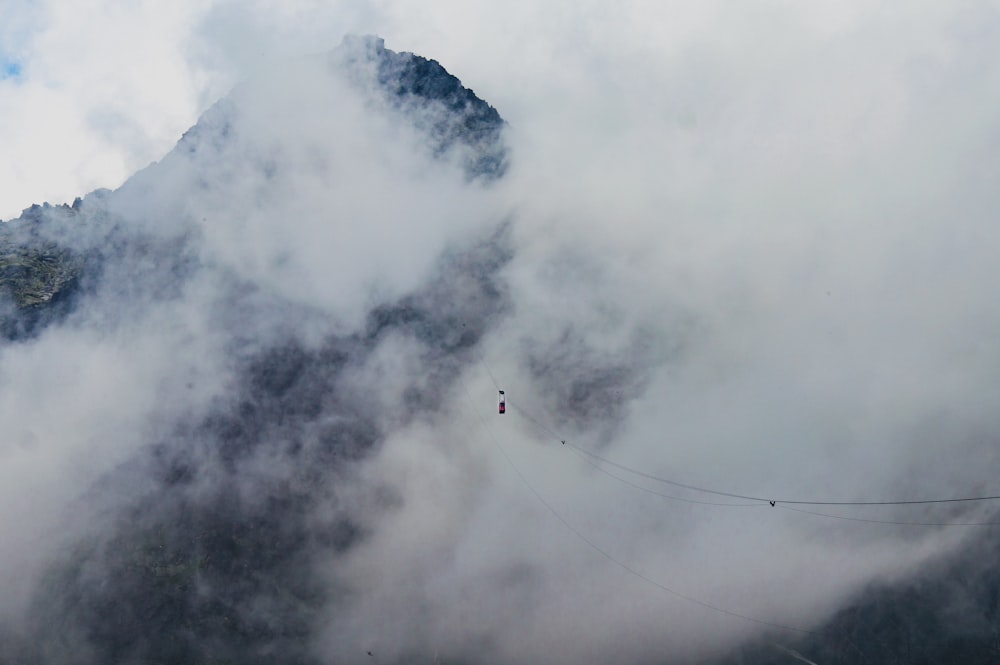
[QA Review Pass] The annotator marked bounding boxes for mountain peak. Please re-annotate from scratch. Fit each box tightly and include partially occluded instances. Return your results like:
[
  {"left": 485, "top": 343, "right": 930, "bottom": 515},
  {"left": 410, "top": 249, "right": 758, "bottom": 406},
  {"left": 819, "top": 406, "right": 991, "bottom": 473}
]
[{"left": 337, "top": 34, "right": 508, "bottom": 180}]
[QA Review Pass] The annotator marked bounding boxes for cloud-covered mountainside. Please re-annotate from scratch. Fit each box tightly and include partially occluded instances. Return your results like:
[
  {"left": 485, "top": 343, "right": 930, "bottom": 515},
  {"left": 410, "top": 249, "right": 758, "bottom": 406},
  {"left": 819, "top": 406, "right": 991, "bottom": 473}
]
[{"left": 2, "top": 35, "right": 1000, "bottom": 665}]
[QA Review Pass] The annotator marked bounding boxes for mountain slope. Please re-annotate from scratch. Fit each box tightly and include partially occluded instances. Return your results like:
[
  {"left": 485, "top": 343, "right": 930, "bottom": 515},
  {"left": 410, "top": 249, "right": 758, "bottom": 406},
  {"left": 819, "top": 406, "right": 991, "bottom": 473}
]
[{"left": 0, "top": 35, "right": 512, "bottom": 665}]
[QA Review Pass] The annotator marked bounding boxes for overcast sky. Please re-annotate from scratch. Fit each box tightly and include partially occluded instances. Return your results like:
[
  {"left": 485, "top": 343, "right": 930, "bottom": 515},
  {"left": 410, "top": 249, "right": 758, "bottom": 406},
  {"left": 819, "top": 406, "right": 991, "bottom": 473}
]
[
  {"left": 4, "top": 0, "right": 987, "bottom": 222},
  {"left": 4, "top": 2, "right": 1000, "bottom": 663}
]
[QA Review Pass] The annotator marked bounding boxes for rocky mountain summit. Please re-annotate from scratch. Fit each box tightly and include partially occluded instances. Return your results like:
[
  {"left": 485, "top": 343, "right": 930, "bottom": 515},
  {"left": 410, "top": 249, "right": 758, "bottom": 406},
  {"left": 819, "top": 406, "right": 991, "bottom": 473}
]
[{"left": 0, "top": 34, "right": 507, "bottom": 344}]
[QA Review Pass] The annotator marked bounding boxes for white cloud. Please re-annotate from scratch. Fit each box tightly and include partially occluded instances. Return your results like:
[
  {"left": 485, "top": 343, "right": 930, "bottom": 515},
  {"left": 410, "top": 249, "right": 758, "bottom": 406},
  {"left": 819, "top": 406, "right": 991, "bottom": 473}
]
[{"left": 4, "top": 1, "right": 1000, "bottom": 663}]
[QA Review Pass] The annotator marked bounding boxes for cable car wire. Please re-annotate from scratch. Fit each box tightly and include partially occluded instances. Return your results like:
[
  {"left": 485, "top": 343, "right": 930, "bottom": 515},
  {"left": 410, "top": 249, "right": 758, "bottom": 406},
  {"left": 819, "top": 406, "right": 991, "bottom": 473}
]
[
  {"left": 472, "top": 344, "right": 502, "bottom": 392},
  {"left": 775, "top": 504, "right": 1000, "bottom": 527},
  {"left": 515, "top": 394, "right": 1000, "bottom": 513},
  {"left": 564, "top": 444, "right": 763, "bottom": 507},
  {"left": 456, "top": 376, "right": 816, "bottom": 636},
  {"left": 510, "top": 403, "right": 562, "bottom": 441},
  {"left": 468, "top": 350, "right": 1000, "bottom": 512},
  {"left": 572, "top": 443, "right": 1000, "bottom": 525},
  {"left": 567, "top": 443, "right": 1000, "bottom": 507}
]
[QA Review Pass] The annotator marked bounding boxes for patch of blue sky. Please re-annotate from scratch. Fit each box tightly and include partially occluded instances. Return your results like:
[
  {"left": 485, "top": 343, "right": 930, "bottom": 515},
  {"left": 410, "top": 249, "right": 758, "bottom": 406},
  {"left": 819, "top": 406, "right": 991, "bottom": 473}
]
[
  {"left": 1, "top": 59, "right": 23, "bottom": 81},
  {"left": 1, "top": 0, "right": 45, "bottom": 82}
]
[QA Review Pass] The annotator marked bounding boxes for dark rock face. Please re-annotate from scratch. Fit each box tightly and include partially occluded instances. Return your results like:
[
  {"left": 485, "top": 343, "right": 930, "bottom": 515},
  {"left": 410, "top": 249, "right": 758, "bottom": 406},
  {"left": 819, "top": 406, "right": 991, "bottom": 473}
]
[
  {"left": 0, "top": 204, "right": 86, "bottom": 340},
  {"left": 176, "top": 34, "right": 507, "bottom": 188},
  {"left": 362, "top": 35, "right": 508, "bottom": 180}
]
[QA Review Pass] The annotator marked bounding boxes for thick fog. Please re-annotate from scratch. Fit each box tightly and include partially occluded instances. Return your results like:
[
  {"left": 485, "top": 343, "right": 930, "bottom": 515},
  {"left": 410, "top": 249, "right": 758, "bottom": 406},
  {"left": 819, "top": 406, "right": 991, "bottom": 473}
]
[{"left": 4, "top": 3, "right": 1000, "bottom": 664}]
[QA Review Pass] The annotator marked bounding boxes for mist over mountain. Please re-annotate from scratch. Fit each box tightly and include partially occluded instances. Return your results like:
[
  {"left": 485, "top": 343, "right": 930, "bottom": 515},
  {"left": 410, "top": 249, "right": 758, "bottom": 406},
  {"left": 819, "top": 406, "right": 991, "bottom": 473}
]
[{"left": 2, "top": 33, "right": 1000, "bottom": 665}]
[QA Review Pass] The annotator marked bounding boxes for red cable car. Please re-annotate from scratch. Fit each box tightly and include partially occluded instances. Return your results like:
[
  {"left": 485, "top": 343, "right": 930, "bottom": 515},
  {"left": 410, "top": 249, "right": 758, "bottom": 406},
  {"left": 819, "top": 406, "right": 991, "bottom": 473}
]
[{"left": 498, "top": 390, "right": 506, "bottom": 414}]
